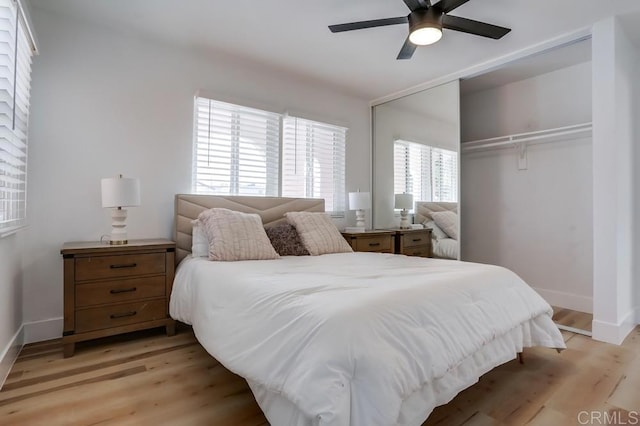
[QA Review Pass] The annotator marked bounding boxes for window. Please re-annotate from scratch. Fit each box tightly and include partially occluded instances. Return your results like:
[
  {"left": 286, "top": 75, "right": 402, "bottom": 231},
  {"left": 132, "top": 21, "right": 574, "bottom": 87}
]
[
  {"left": 0, "top": 0, "right": 35, "bottom": 234},
  {"left": 394, "top": 140, "right": 458, "bottom": 205},
  {"left": 193, "top": 96, "right": 347, "bottom": 214},
  {"left": 282, "top": 117, "right": 346, "bottom": 213},
  {"left": 193, "top": 98, "right": 280, "bottom": 196}
]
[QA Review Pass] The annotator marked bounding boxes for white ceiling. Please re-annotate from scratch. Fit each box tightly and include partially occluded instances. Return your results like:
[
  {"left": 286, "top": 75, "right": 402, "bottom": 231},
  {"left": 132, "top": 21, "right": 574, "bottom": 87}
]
[{"left": 28, "top": 0, "right": 640, "bottom": 100}]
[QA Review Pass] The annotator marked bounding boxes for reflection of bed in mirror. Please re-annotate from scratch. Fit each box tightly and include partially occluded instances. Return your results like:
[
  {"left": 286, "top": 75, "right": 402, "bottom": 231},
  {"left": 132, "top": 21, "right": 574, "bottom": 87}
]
[{"left": 415, "top": 201, "right": 458, "bottom": 259}]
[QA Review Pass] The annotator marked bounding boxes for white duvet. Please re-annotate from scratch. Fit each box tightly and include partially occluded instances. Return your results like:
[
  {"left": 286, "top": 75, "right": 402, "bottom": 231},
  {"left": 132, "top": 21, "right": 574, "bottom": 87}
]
[{"left": 170, "top": 253, "right": 565, "bottom": 426}]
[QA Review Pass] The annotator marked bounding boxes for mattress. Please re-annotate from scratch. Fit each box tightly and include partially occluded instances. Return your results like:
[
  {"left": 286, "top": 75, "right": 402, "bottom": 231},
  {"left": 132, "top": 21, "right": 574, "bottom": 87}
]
[{"left": 170, "top": 253, "right": 565, "bottom": 426}]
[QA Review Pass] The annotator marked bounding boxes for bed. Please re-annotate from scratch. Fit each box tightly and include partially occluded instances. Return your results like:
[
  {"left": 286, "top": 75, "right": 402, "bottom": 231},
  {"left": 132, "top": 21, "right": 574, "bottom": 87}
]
[
  {"left": 170, "top": 194, "right": 565, "bottom": 426},
  {"left": 415, "top": 202, "right": 459, "bottom": 260}
]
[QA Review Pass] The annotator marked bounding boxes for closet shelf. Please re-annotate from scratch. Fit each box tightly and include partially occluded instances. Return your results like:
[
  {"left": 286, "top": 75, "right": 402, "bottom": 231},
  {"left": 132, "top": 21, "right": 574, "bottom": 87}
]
[{"left": 461, "top": 122, "right": 592, "bottom": 153}]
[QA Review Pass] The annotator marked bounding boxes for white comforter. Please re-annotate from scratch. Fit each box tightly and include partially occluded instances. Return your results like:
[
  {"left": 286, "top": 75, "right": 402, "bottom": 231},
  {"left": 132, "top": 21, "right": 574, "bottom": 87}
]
[{"left": 170, "top": 253, "right": 565, "bottom": 426}]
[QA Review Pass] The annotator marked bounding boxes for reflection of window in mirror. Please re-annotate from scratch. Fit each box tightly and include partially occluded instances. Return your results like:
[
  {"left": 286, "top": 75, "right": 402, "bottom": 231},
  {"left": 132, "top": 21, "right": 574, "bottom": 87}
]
[{"left": 393, "top": 139, "right": 458, "bottom": 211}]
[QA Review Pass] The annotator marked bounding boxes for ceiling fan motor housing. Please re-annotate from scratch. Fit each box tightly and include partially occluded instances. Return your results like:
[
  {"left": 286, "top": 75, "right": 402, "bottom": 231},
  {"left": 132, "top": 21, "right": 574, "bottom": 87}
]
[{"left": 409, "top": 8, "right": 443, "bottom": 35}]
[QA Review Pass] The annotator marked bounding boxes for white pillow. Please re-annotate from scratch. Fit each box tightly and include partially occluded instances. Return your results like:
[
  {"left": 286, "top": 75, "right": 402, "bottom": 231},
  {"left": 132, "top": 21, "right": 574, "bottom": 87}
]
[
  {"left": 191, "top": 220, "right": 209, "bottom": 257},
  {"left": 285, "top": 212, "right": 353, "bottom": 256},
  {"left": 432, "top": 211, "right": 458, "bottom": 240},
  {"left": 423, "top": 220, "right": 448, "bottom": 240},
  {"left": 198, "top": 208, "right": 279, "bottom": 261}
]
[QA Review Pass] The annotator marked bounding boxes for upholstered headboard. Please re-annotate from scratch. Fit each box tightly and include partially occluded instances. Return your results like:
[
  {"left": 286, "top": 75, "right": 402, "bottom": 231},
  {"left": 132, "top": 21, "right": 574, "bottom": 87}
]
[
  {"left": 174, "top": 194, "right": 325, "bottom": 263},
  {"left": 414, "top": 201, "right": 458, "bottom": 225}
]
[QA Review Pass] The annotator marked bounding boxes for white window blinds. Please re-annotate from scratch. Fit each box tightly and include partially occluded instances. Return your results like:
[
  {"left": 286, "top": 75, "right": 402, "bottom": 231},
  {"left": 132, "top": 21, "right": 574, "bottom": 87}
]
[
  {"left": 193, "top": 98, "right": 280, "bottom": 196},
  {"left": 0, "top": 0, "right": 34, "bottom": 233},
  {"left": 282, "top": 116, "right": 346, "bottom": 213},
  {"left": 394, "top": 140, "right": 458, "bottom": 204},
  {"left": 193, "top": 97, "right": 348, "bottom": 215}
]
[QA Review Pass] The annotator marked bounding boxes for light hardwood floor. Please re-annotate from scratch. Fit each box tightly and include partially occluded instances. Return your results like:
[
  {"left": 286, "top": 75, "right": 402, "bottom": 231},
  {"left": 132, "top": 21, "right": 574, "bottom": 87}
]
[
  {"left": 552, "top": 306, "right": 593, "bottom": 333},
  {"left": 1, "top": 325, "right": 639, "bottom": 425}
]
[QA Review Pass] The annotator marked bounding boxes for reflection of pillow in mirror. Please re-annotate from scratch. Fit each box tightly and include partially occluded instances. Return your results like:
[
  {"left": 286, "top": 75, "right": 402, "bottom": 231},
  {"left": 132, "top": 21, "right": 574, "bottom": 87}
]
[
  {"left": 432, "top": 211, "right": 458, "bottom": 240},
  {"left": 423, "top": 220, "right": 448, "bottom": 240}
]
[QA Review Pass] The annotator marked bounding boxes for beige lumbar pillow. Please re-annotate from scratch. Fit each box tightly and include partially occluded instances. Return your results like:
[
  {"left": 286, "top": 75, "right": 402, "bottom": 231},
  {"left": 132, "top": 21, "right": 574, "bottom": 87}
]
[
  {"left": 285, "top": 212, "right": 353, "bottom": 256},
  {"left": 431, "top": 211, "right": 458, "bottom": 240},
  {"left": 198, "top": 208, "right": 279, "bottom": 261}
]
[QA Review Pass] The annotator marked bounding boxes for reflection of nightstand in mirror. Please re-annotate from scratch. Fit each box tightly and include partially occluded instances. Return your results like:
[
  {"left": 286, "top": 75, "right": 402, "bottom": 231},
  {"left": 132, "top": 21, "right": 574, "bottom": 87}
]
[
  {"left": 392, "top": 228, "right": 432, "bottom": 258},
  {"left": 341, "top": 230, "right": 394, "bottom": 253}
]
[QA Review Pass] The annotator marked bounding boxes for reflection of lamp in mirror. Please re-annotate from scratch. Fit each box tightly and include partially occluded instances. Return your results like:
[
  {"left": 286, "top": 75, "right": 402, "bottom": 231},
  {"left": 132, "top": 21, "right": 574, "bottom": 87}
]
[
  {"left": 395, "top": 193, "right": 413, "bottom": 229},
  {"left": 348, "top": 191, "right": 371, "bottom": 232},
  {"left": 101, "top": 174, "right": 141, "bottom": 245}
]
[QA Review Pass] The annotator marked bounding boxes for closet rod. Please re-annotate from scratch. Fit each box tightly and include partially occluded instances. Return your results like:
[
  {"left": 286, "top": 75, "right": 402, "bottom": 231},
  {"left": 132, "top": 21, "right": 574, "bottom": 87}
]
[{"left": 462, "top": 122, "right": 592, "bottom": 153}]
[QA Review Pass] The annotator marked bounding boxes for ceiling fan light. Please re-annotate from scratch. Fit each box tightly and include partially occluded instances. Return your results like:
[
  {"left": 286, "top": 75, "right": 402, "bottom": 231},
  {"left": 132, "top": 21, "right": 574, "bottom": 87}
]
[{"left": 409, "top": 26, "right": 442, "bottom": 45}]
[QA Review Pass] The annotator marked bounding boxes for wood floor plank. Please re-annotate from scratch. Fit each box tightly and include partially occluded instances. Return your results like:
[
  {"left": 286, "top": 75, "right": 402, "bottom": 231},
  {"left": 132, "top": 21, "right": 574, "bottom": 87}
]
[
  {"left": 552, "top": 306, "right": 593, "bottom": 332},
  {"left": 1, "top": 326, "right": 638, "bottom": 426}
]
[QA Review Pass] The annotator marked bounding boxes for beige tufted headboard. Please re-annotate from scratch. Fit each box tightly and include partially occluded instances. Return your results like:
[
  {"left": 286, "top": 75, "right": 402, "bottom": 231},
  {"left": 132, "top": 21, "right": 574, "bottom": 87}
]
[
  {"left": 174, "top": 194, "right": 325, "bottom": 263},
  {"left": 414, "top": 201, "right": 458, "bottom": 225}
]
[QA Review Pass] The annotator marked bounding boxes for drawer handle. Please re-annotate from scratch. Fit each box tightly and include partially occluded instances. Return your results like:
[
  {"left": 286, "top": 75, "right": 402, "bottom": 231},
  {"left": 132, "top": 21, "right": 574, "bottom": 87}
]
[
  {"left": 110, "top": 287, "right": 137, "bottom": 294},
  {"left": 110, "top": 263, "right": 137, "bottom": 269},
  {"left": 369, "top": 242, "right": 381, "bottom": 247},
  {"left": 110, "top": 311, "right": 137, "bottom": 319},
  {"left": 412, "top": 238, "right": 422, "bottom": 242}
]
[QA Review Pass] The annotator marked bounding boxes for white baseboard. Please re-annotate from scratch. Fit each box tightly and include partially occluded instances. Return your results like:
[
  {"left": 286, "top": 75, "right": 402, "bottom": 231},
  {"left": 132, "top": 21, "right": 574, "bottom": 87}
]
[
  {"left": 23, "top": 317, "right": 63, "bottom": 345},
  {"left": 592, "top": 308, "right": 638, "bottom": 345},
  {"left": 533, "top": 287, "right": 593, "bottom": 314},
  {"left": 0, "top": 325, "right": 24, "bottom": 390}
]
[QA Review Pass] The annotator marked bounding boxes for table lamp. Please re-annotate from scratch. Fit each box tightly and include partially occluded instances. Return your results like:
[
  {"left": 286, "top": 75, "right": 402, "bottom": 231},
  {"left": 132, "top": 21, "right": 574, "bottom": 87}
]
[
  {"left": 394, "top": 193, "right": 413, "bottom": 229},
  {"left": 101, "top": 174, "right": 141, "bottom": 245},
  {"left": 348, "top": 191, "right": 371, "bottom": 232}
]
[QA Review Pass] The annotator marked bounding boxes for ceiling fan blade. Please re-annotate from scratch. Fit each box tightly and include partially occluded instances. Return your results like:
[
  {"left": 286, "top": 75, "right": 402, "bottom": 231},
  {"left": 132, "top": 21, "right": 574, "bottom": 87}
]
[
  {"left": 435, "top": 0, "right": 471, "bottom": 14},
  {"left": 329, "top": 17, "right": 408, "bottom": 33},
  {"left": 403, "top": 0, "right": 430, "bottom": 11},
  {"left": 443, "top": 15, "right": 511, "bottom": 39},
  {"left": 397, "top": 37, "right": 417, "bottom": 60}
]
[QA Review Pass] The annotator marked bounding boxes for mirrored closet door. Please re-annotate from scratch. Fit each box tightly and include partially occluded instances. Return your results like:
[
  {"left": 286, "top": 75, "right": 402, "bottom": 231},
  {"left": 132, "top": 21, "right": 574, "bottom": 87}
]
[{"left": 371, "top": 80, "right": 461, "bottom": 260}]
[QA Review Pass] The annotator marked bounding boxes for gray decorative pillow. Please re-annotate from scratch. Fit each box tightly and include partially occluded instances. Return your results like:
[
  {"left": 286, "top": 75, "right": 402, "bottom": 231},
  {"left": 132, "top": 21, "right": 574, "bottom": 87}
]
[{"left": 265, "top": 223, "right": 309, "bottom": 256}]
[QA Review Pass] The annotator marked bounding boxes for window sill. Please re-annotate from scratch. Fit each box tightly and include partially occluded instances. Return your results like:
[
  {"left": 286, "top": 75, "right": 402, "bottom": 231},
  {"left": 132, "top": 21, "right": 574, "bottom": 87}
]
[{"left": 0, "top": 224, "right": 29, "bottom": 239}]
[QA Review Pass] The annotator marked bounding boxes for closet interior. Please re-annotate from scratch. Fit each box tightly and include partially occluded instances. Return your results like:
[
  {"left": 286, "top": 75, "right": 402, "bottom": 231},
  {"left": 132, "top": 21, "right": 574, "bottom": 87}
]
[{"left": 460, "top": 39, "right": 593, "bottom": 335}]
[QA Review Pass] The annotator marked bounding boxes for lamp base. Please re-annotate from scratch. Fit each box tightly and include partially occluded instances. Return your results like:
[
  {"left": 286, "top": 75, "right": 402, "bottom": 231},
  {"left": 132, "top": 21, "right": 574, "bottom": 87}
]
[
  {"left": 399, "top": 209, "right": 411, "bottom": 229},
  {"left": 109, "top": 208, "right": 129, "bottom": 245},
  {"left": 355, "top": 209, "right": 366, "bottom": 229}
]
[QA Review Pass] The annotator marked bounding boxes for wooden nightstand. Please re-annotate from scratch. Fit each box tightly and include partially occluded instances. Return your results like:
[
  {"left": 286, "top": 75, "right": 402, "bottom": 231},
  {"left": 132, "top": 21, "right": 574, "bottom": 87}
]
[
  {"left": 341, "top": 230, "right": 394, "bottom": 253},
  {"left": 393, "top": 228, "right": 433, "bottom": 258},
  {"left": 60, "top": 239, "right": 176, "bottom": 357}
]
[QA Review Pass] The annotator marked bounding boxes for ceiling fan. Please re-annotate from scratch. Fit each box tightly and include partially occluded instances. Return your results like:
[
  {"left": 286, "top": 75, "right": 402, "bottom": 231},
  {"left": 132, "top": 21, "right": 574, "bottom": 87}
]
[{"left": 328, "top": 0, "right": 511, "bottom": 60}]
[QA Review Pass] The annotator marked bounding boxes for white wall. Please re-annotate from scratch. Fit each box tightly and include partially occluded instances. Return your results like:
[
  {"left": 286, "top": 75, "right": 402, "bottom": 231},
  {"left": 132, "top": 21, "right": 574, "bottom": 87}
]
[
  {"left": 0, "top": 233, "right": 24, "bottom": 387},
  {"left": 592, "top": 17, "right": 639, "bottom": 344},
  {"left": 461, "top": 62, "right": 594, "bottom": 313},
  {"left": 23, "top": 7, "right": 371, "bottom": 340}
]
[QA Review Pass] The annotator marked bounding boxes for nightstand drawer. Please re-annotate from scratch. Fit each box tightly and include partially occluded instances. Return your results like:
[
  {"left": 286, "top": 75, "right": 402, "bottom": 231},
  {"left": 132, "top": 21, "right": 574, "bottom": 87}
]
[
  {"left": 76, "top": 276, "right": 166, "bottom": 308},
  {"left": 355, "top": 235, "right": 393, "bottom": 252},
  {"left": 75, "top": 299, "right": 166, "bottom": 333},
  {"left": 75, "top": 253, "right": 166, "bottom": 281},
  {"left": 402, "top": 231, "right": 431, "bottom": 248},
  {"left": 403, "top": 246, "right": 430, "bottom": 257}
]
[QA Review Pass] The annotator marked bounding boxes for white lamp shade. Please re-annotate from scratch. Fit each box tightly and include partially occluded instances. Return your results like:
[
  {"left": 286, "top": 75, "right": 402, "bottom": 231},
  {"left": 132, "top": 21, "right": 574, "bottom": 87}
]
[
  {"left": 349, "top": 192, "right": 371, "bottom": 210},
  {"left": 394, "top": 193, "right": 414, "bottom": 210},
  {"left": 101, "top": 176, "right": 141, "bottom": 208}
]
